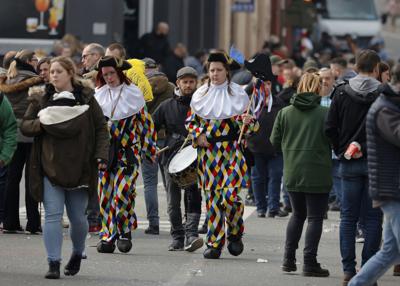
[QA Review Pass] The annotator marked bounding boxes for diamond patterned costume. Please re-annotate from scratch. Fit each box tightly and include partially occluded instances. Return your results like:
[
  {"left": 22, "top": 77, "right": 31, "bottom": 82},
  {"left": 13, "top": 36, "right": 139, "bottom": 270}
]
[
  {"left": 99, "top": 107, "right": 157, "bottom": 241},
  {"left": 185, "top": 111, "right": 258, "bottom": 249}
]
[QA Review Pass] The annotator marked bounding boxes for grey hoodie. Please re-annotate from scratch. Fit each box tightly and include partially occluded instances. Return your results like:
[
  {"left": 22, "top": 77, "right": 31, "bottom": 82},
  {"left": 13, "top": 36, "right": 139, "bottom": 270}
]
[{"left": 349, "top": 74, "right": 381, "bottom": 96}]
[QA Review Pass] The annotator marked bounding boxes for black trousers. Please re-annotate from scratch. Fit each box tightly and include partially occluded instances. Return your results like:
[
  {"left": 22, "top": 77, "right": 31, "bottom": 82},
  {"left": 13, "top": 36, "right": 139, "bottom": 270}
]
[
  {"left": 284, "top": 191, "right": 329, "bottom": 264},
  {"left": 3, "top": 143, "right": 41, "bottom": 231},
  {"left": 164, "top": 165, "right": 202, "bottom": 239}
]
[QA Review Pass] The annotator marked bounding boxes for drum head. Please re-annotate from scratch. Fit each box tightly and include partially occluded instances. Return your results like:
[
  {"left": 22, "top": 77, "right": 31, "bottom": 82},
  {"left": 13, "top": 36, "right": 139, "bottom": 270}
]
[{"left": 168, "top": 145, "right": 197, "bottom": 174}]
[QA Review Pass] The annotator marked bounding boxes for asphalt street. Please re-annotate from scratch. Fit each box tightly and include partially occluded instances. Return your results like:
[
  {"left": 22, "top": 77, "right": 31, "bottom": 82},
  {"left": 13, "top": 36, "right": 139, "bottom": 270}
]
[{"left": 1, "top": 178, "right": 399, "bottom": 286}]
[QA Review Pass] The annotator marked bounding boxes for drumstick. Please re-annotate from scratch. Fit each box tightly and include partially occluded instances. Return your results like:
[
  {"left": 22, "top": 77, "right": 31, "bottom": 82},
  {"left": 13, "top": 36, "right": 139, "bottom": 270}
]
[
  {"left": 156, "top": 146, "right": 170, "bottom": 155},
  {"left": 178, "top": 135, "right": 191, "bottom": 152}
]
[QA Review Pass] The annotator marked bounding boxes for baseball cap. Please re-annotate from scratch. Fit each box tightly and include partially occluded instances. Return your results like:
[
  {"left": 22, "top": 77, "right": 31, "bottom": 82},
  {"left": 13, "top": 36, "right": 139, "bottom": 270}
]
[{"left": 142, "top": 57, "right": 157, "bottom": 69}]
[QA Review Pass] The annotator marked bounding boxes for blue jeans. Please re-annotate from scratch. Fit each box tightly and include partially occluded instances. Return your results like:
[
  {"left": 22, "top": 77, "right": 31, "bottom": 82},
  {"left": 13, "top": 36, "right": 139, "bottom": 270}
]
[
  {"left": 339, "top": 159, "right": 383, "bottom": 275},
  {"left": 349, "top": 201, "right": 400, "bottom": 286},
  {"left": 0, "top": 166, "right": 7, "bottom": 224},
  {"left": 141, "top": 158, "right": 160, "bottom": 227},
  {"left": 251, "top": 153, "right": 283, "bottom": 214},
  {"left": 43, "top": 177, "right": 88, "bottom": 262}
]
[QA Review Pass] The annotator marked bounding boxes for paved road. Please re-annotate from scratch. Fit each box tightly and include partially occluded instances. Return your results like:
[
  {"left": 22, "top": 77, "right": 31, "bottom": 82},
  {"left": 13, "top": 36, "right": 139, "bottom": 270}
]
[{"left": 2, "top": 179, "right": 399, "bottom": 286}]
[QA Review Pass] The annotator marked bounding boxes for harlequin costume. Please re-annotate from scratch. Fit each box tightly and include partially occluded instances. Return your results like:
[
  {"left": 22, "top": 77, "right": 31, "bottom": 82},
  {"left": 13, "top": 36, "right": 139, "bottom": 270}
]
[
  {"left": 94, "top": 57, "right": 157, "bottom": 253},
  {"left": 185, "top": 52, "right": 259, "bottom": 259}
]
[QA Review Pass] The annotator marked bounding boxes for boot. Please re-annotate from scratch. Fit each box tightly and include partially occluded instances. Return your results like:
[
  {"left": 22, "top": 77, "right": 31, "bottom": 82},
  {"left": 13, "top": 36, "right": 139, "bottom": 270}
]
[
  {"left": 117, "top": 232, "right": 132, "bottom": 253},
  {"left": 185, "top": 236, "right": 203, "bottom": 252},
  {"left": 203, "top": 246, "right": 221, "bottom": 259},
  {"left": 45, "top": 261, "right": 60, "bottom": 279},
  {"left": 64, "top": 253, "right": 82, "bottom": 276},
  {"left": 96, "top": 240, "right": 116, "bottom": 253},
  {"left": 303, "top": 262, "right": 330, "bottom": 277},
  {"left": 227, "top": 234, "right": 244, "bottom": 256},
  {"left": 282, "top": 258, "right": 297, "bottom": 272}
]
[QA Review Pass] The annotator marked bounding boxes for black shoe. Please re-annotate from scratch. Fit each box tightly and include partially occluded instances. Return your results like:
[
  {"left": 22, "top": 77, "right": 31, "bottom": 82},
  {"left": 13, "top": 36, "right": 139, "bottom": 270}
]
[
  {"left": 302, "top": 263, "right": 330, "bottom": 277},
  {"left": 144, "top": 225, "right": 159, "bottom": 235},
  {"left": 25, "top": 226, "right": 42, "bottom": 235},
  {"left": 227, "top": 235, "right": 244, "bottom": 256},
  {"left": 185, "top": 236, "right": 203, "bottom": 252},
  {"left": 3, "top": 225, "right": 24, "bottom": 233},
  {"left": 168, "top": 239, "right": 184, "bottom": 251},
  {"left": 203, "top": 247, "right": 221, "bottom": 259},
  {"left": 282, "top": 258, "right": 297, "bottom": 272},
  {"left": 257, "top": 212, "right": 266, "bottom": 218},
  {"left": 283, "top": 206, "right": 292, "bottom": 213},
  {"left": 268, "top": 209, "right": 289, "bottom": 218},
  {"left": 117, "top": 232, "right": 132, "bottom": 253},
  {"left": 198, "top": 224, "right": 207, "bottom": 234},
  {"left": 64, "top": 253, "right": 82, "bottom": 276},
  {"left": 45, "top": 261, "right": 60, "bottom": 279},
  {"left": 96, "top": 240, "right": 116, "bottom": 253}
]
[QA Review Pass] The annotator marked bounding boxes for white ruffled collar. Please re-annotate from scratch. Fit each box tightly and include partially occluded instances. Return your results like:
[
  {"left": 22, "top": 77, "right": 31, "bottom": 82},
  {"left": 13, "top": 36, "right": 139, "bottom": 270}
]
[
  {"left": 190, "top": 81, "right": 249, "bottom": 120},
  {"left": 94, "top": 83, "right": 145, "bottom": 120}
]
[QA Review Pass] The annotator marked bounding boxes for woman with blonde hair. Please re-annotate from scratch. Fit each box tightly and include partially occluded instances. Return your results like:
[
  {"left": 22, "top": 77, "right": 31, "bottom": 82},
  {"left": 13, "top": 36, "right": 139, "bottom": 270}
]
[
  {"left": 21, "top": 56, "right": 109, "bottom": 279},
  {"left": 271, "top": 72, "right": 332, "bottom": 277}
]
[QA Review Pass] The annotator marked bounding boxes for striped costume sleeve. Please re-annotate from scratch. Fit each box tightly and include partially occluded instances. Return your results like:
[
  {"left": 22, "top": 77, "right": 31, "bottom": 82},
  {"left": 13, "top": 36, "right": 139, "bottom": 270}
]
[{"left": 136, "top": 106, "right": 157, "bottom": 160}]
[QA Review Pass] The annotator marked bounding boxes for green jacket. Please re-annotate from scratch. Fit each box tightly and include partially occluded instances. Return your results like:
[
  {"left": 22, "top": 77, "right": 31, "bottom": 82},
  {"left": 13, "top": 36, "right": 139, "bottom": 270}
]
[
  {"left": 270, "top": 92, "right": 332, "bottom": 193},
  {"left": 0, "top": 94, "right": 17, "bottom": 165}
]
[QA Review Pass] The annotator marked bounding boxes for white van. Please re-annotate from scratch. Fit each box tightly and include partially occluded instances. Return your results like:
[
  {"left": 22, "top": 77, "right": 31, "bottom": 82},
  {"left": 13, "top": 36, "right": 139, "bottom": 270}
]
[{"left": 315, "top": 0, "right": 381, "bottom": 48}]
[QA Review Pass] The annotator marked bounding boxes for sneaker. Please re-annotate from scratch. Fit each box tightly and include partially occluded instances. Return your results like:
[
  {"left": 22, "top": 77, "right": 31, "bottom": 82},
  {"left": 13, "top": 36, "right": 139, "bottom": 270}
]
[
  {"left": 184, "top": 236, "right": 203, "bottom": 252},
  {"left": 302, "top": 263, "right": 330, "bottom": 277},
  {"left": 257, "top": 212, "right": 266, "bottom": 218},
  {"left": 356, "top": 230, "right": 365, "bottom": 243},
  {"left": 198, "top": 224, "right": 207, "bottom": 234},
  {"left": 168, "top": 239, "right": 184, "bottom": 251},
  {"left": 282, "top": 258, "right": 297, "bottom": 272},
  {"left": 64, "top": 253, "right": 82, "bottom": 276},
  {"left": 25, "top": 226, "right": 42, "bottom": 235},
  {"left": 88, "top": 224, "right": 101, "bottom": 234},
  {"left": 203, "top": 247, "right": 221, "bottom": 259},
  {"left": 144, "top": 225, "right": 159, "bottom": 235},
  {"left": 268, "top": 209, "right": 289, "bottom": 218}
]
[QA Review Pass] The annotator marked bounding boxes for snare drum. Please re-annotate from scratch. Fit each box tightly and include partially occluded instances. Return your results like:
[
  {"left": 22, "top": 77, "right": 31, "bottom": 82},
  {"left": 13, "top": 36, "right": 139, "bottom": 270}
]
[{"left": 167, "top": 145, "right": 198, "bottom": 188}]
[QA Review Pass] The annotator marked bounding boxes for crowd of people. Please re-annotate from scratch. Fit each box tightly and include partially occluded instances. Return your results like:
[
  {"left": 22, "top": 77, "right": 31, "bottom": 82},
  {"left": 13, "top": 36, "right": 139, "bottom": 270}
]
[{"left": 0, "top": 23, "right": 399, "bottom": 286}]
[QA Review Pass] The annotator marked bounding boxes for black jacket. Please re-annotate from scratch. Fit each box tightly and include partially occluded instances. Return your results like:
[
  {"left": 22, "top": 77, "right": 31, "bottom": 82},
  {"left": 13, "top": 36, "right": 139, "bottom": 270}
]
[
  {"left": 325, "top": 77, "right": 380, "bottom": 159},
  {"left": 277, "top": 86, "right": 296, "bottom": 106},
  {"left": 152, "top": 91, "right": 191, "bottom": 165},
  {"left": 136, "top": 31, "right": 170, "bottom": 65},
  {"left": 247, "top": 95, "right": 284, "bottom": 156},
  {"left": 366, "top": 84, "right": 400, "bottom": 202}
]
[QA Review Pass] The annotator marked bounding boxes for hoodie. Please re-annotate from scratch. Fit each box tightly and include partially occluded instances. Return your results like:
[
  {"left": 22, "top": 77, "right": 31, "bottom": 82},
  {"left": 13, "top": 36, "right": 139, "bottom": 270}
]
[
  {"left": 270, "top": 92, "right": 332, "bottom": 193},
  {"left": 325, "top": 75, "right": 381, "bottom": 159}
]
